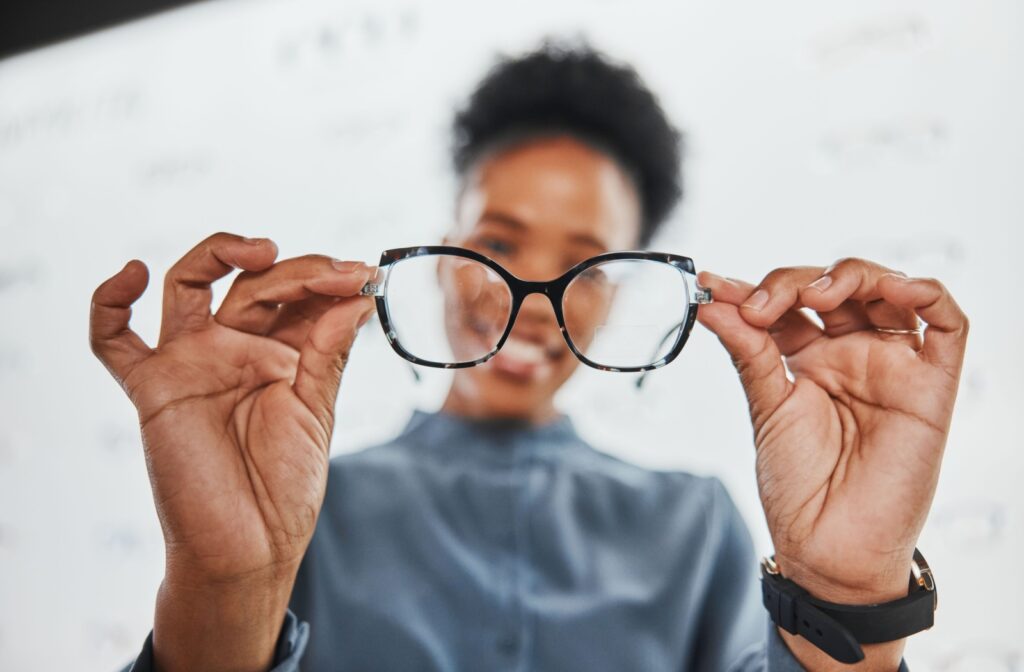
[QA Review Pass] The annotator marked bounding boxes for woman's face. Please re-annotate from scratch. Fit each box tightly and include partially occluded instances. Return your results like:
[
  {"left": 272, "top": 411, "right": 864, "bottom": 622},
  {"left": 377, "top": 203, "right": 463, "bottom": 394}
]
[{"left": 441, "top": 135, "right": 642, "bottom": 422}]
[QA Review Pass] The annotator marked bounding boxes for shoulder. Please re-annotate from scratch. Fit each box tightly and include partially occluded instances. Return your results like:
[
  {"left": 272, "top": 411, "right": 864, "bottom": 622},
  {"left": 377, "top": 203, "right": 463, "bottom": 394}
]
[
  {"left": 566, "top": 443, "right": 732, "bottom": 513},
  {"left": 322, "top": 434, "right": 422, "bottom": 495},
  {"left": 558, "top": 444, "right": 748, "bottom": 545}
]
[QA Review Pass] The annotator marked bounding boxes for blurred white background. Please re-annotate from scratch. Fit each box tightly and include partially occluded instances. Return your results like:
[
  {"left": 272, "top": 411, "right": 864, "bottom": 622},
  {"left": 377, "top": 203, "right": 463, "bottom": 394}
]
[{"left": 0, "top": 0, "right": 1021, "bottom": 669}]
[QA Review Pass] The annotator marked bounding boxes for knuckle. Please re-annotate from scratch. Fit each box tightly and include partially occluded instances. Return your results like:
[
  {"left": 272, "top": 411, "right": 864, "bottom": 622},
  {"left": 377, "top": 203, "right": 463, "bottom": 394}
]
[
  {"left": 89, "top": 345, "right": 109, "bottom": 363},
  {"left": 187, "top": 232, "right": 233, "bottom": 262},
  {"left": 760, "top": 267, "right": 790, "bottom": 286},
  {"left": 829, "top": 256, "right": 865, "bottom": 274},
  {"left": 163, "top": 267, "right": 181, "bottom": 288},
  {"left": 88, "top": 331, "right": 109, "bottom": 358},
  {"left": 918, "top": 276, "right": 943, "bottom": 291},
  {"left": 167, "top": 254, "right": 199, "bottom": 280},
  {"left": 233, "top": 269, "right": 259, "bottom": 285},
  {"left": 302, "top": 253, "right": 334, "bottom": 266},
  {"left": 199, "top": 232, "right": 239, "bottom": 259},
  {"left": 222, "top": 272, "right": 257, "bottom": 300},
  {"left": 265, "top": 253, "right": 331, "bottom": 271},
  {"left": 206, "top": 231, "right": 236, "bottom": 245}
]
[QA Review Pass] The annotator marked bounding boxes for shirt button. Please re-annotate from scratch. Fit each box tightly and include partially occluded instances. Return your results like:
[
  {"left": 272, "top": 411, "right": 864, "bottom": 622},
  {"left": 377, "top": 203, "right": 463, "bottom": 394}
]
[{"left": 496, "top": 633, "right": 520, "bottom": 655}]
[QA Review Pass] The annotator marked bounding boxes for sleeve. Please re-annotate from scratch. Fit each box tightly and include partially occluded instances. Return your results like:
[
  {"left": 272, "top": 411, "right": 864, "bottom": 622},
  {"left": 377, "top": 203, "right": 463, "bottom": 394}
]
[
  {"left": 686, "top": 476, "right": 769, "bottom": 672},
  {"left": 117, "top": 608, "right": 310, "bottom": 672},
  {"left": 728, "top": 621, "right": 912, "bottom": 671}
]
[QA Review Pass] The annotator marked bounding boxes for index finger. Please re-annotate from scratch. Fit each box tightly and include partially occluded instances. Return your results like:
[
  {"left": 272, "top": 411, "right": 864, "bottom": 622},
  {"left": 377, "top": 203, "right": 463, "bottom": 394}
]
[
  {"left": 739, "top": 258, "right": 908, "bottom": 328},
  {"left": 160, "top": 232, "right": 278, "bottom": 343},
  {"left": 795, "top": 257, "right": 902, "bottom": 312},
  {"left": 215, "top": 257, "right": 372, "bottom": 337}
]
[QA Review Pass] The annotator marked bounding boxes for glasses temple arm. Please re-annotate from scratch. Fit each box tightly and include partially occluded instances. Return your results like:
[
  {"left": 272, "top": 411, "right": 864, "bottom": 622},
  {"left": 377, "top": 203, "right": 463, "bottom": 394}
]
[
  {"left": 635, "top": 281, "right": 712, "bottom": 388},
  {"left": 635, "top": 320, "right": 685, "bottom": 390}
]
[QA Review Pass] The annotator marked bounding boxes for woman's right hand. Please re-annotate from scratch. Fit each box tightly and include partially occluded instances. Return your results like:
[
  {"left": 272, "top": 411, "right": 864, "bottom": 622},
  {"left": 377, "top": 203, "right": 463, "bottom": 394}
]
[{"left": 89, "top": 233, "right": 376, "bottom": 671}]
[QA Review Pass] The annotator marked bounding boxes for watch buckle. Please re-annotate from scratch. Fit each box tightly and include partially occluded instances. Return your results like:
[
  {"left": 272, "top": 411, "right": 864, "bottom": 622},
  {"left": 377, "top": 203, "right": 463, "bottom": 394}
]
[
  {"left": 910, "top": 549, "right": 938, "bottom": 611},
  {"left": 760, "top": 555, "right": 780, "bottom": 576},
  {"left": 910, "top": 551, "right": 935, "bottom": 590}
]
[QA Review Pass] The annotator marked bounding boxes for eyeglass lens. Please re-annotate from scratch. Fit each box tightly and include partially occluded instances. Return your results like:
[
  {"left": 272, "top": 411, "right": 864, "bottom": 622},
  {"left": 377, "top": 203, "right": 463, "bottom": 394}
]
[{"left": 563, "top": 259, "right": 689, "bottom": 368}]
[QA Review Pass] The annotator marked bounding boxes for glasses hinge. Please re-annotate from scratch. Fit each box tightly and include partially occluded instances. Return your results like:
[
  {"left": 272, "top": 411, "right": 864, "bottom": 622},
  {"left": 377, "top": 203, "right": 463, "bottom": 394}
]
[
  {"left": 696, "top": 287, "right": 713, "bottom": 304},
  {"left": 360, "top": 282, "right": 384, "bottom": 297}
]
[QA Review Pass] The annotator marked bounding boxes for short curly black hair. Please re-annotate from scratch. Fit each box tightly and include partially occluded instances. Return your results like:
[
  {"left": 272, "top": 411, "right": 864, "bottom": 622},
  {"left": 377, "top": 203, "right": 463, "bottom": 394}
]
[{"left": 451, "top": 40, "right": 684, "bottom": 248}]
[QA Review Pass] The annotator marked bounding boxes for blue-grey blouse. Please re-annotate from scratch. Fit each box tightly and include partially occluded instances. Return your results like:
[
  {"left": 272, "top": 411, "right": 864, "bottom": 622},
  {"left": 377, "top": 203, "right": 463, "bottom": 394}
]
[{"left": 124, "top": 408, "right": 910, "bottom": 671}]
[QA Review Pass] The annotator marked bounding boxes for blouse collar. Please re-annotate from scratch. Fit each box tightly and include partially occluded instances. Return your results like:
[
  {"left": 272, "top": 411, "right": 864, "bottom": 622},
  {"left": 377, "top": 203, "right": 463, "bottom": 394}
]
[{"left": 397, "top": 406, "right": 581, "bottom": 451}]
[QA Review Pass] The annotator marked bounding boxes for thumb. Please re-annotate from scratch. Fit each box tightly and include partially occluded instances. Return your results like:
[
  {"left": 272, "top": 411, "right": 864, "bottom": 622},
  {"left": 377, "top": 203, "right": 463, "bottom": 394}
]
[
  {"left": 89, "top": 259, "right": 154, "bottom": 387},
  {"left": 292, "top": 296, "right": 377, "bottom": 432},
  {"left": 697, "top": 272, "right": 791, "bottom": 430}
]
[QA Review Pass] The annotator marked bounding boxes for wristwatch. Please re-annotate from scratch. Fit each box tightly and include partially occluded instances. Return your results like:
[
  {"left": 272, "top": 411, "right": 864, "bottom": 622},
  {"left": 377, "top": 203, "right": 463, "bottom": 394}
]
[{"left": 760, "top": 548, "right": 937, "bottom": 664}]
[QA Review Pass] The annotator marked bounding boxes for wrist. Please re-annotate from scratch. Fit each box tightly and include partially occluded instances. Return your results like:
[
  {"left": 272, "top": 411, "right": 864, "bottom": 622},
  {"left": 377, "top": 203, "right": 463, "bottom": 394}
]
[
  {"left": 771, "top": 551, "right": 912, "bottom": 605},
  {"left": 153, "top": 565, "right": 299, "bottom": 672},
  {"left": 767, "top": 551, "right": 918, "bottom": 672}
]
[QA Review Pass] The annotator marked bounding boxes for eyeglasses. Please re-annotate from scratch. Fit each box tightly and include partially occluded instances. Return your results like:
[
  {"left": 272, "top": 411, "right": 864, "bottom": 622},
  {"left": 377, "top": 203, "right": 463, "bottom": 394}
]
[{"left": 359, "top": 246, "right": 712, "bottom": 380}]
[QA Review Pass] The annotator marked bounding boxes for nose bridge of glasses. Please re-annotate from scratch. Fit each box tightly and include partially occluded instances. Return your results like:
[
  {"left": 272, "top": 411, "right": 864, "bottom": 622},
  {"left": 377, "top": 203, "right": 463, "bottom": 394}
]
[
  {"left": 508, "top": 278, "right": 565, "bottom": 314},
  {"left": 496, "top": 279, "right": 563, "bottom": 340},
  {"left": 516, "top": 278, "right": 555, "bottom": 295}
]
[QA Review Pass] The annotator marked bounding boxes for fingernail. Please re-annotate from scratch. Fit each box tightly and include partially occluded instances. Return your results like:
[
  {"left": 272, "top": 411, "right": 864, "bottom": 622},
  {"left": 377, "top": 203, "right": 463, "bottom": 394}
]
[
  {"left": 242, "top": 236, "right": 266, "bottom": 245},
  {"left": 742, "top": 289, "right": 769, "bottom": 311},
  {"left": 332, "top": 259, "right": 364, "bottom": 273},
  {"left": 808, "top": 275, "right": 833, "bottom": 292}
]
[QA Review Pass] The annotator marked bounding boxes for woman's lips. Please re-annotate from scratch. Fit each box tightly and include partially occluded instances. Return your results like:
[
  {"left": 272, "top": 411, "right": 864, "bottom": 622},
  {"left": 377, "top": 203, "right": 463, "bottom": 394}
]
[
  {"left": 460, "top": 315, "right": 562, "bottom": 382},
  {"left": 489, "top": 334, "right": 557, "bottom": 382}
]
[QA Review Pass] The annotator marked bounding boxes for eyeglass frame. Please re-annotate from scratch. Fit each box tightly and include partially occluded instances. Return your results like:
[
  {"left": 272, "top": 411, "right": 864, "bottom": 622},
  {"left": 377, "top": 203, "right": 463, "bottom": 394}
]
[{"left": 359, "top": 245, "right": 713, "bottom": 373}]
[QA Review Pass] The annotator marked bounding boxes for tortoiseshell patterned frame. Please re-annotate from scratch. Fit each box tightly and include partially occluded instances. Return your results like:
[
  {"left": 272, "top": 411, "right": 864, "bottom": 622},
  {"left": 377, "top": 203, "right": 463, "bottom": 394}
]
[{"left": 359, "top": 246, "right": 713, "bottom": 373}]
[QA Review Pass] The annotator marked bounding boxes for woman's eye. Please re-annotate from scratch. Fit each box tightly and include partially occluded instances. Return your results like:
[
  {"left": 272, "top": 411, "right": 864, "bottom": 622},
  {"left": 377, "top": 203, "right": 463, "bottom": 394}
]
[
  {"left": 578, "top": 270, "right": 608, "bottom": 286},
  {"left": 479, "top": 238, "right": 516, "bottom": 256}
]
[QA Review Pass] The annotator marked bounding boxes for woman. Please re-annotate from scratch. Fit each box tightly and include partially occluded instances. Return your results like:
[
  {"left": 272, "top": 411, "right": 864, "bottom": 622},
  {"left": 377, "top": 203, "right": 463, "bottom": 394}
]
[{"left": 93, "top": 43, "right": 968, "bottom": 671}]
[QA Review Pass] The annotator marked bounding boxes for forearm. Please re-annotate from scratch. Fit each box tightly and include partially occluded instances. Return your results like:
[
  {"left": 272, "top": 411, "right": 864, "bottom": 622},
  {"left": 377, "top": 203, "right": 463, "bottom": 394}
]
[
  {"left": 773, "top": 554, "right": 909, "bottom": 672},
  {"left": 152, "top": 565, "right": 299, "bottom": 672}
]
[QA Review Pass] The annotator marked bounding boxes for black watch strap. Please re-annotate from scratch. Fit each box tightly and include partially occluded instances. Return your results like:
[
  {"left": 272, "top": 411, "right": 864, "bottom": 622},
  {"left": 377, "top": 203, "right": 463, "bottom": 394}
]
[{"left": 760, "top": 548, "right": 937, "bottom": 664}]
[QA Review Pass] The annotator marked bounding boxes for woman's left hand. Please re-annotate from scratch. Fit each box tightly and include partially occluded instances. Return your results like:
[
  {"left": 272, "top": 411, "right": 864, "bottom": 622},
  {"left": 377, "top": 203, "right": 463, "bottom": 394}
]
[{"left": 697, "top": 258, "right": 968, "bottom": 666}]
